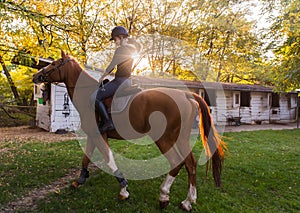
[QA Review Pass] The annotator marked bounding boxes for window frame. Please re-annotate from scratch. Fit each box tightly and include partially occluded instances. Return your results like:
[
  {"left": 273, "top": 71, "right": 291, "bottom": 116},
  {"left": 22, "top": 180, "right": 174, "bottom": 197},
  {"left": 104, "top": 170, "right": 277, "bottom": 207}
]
[{"left": 233, "top": 92, "right": 240, "bottom": 108}]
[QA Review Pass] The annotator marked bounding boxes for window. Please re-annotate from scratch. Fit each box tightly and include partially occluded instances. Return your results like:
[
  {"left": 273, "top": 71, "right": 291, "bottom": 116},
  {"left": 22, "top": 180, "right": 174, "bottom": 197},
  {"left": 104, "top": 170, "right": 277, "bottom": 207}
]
[
  {"left": 240, "top": 91, "right": 251, "bottom": 107},
  {"left": 34, "top": 85, "right": 40, "bottom": 95},
  {"left": 290, "top": 95, "right": 297, "bottom": 108},
  {"left": 268, "top": 93, "right": 272, "bottom": 108},
  {"left": 204, "top": 89, "right": 216, "bottom": 106},
  {"left": 271, "top": 93, "right": 280, "bottom": 107},
  {"left": 233, "top": 92, "right": 240, "bottom": 107},
  {"left": 199, "top": 89, "right": 205, "bottom": 99}
]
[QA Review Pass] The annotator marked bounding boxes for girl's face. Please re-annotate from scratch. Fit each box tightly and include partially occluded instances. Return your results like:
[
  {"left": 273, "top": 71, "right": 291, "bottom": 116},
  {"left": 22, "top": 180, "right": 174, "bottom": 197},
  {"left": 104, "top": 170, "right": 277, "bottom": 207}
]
[{"left": 114, "top": 36, "right": 121, "bottom": 46}]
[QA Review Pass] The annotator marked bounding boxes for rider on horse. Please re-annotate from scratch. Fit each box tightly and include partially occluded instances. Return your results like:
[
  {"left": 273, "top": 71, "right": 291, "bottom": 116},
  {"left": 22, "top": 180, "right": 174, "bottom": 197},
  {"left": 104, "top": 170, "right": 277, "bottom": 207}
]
[{"left": 94, "top": 26, "right": 142, "bottom": 133}]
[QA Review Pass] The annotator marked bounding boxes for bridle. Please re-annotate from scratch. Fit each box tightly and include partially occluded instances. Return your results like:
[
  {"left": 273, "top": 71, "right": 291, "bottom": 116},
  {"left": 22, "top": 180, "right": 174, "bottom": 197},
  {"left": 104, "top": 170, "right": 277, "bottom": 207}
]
[
  {"left": 36, "top": 58, "right": 96, "bottom": 89},
  {"left": 39, "top": 58, "right": 72, "bottom": 83}
]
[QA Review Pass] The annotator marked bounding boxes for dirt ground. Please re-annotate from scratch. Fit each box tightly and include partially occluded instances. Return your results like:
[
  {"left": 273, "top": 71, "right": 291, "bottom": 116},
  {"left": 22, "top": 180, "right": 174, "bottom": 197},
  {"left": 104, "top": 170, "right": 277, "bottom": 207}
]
[
  {"left": 1, "top": 122, "right": 298, "bottom": 143},
  {"left": 0, "top": 126, "right": 77, "bottom": 143},
  {"left": 224, "top": 122, "right": 298, "bottom": 132}
]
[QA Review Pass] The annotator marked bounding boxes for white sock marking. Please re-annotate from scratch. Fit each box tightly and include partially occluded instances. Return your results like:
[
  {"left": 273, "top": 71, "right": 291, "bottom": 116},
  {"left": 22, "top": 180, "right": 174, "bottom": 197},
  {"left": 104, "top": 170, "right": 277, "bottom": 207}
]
[
  {"left": 188, "top": 184, "right": 197, "bottom": 203},
  {"left": 159, "top": 174, "right": 176, "bottom": 202},
  {"left": 120, "top": 186, "right": 129, "bottom": 198},
  {"left": 107, "top": 149, "right": 118, "bottom": 173},
  {"left": 181, "top": 184, "right": 197, "bottom": 211}
]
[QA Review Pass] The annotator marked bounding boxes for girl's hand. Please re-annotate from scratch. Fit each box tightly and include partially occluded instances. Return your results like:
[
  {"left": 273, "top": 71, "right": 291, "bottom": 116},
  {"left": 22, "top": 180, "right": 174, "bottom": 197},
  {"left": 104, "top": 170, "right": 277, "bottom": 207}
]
[{"left": 99, "top": 73, "right": 107, "bottom": 83}]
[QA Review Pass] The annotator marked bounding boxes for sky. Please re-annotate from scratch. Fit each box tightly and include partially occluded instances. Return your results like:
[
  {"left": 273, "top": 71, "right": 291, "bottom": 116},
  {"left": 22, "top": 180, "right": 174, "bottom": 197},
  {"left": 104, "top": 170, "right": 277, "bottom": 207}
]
[
  {"left": 244, "top": 0, "right": 280, "bottom": 59},
  {"left": 245, "top": 0, "right": 279, "bottom": 31}
]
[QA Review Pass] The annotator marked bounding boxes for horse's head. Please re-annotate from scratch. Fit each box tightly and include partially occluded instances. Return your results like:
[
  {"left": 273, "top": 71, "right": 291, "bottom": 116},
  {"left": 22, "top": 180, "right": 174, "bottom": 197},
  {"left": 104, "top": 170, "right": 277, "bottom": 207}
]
[{"left": 33, "top": 50, "right": 72, "bottom": 84}]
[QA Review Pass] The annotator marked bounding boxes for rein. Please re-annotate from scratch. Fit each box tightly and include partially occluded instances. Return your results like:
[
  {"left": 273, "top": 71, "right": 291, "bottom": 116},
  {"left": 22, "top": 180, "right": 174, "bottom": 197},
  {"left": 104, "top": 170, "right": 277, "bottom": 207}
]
[
  {"left": 52, "top": 81, "right": 95, "bottom": 89},
  {"left": 39, "top": 58, "right": 101, "bottom": 89},
  {"left": 40, "top": 58, "right": 72, "bottom": 83}
]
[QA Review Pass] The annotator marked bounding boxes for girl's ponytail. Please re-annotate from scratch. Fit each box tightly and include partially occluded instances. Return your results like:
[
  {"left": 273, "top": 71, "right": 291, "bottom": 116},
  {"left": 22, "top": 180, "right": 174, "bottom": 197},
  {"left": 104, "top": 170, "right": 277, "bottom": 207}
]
[{"left": 128, "top": 37, "right": 142, "bottom": 53}]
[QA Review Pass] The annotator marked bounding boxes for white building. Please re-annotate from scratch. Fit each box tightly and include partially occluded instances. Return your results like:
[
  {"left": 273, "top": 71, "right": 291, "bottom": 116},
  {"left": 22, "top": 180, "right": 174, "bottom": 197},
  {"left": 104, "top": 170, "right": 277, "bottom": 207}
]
[
  {"left": 33, "top": 68, "right": 103, "bottom": 132},
  {"left": 33, "top": 68, "right": 297, "bottom": 132}
]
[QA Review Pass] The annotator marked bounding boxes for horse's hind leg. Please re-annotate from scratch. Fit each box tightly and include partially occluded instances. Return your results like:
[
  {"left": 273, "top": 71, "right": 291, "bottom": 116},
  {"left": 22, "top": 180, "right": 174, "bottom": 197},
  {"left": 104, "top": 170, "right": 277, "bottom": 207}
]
[
  {"left": 179, "top": 152, "right": 197, "bottom": 211},
  {"left": 160, "top": 150, "right": 197, "bottom": 212},
  {"left": 157, "top": 137, "right": 188, "bottom": 209},
  {"left": 72, "top": 136, "right": 95, "bottom": 187},
  {"left": 159, "top": 162, "right": 184, "bottom": 209}
]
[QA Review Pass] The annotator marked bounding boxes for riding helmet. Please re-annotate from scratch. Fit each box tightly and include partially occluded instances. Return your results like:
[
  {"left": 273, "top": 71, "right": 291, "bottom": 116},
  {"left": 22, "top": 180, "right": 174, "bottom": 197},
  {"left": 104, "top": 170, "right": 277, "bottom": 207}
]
[{"left": 110, "top": 26, "right": 129, "bottom": 40}]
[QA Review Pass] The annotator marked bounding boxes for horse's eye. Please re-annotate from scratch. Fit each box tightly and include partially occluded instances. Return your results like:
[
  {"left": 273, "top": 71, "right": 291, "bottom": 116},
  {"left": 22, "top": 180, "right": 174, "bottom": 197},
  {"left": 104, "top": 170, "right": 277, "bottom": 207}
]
[{"left": 51, "top": 62, "right": 56, "bottom": 66}]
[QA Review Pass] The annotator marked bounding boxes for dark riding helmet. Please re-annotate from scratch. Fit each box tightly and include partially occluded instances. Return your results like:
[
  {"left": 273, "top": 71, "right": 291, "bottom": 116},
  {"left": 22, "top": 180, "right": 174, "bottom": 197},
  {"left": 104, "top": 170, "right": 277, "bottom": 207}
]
[{"left": 110, "top": 26, "right": 129, "bottom": 41}]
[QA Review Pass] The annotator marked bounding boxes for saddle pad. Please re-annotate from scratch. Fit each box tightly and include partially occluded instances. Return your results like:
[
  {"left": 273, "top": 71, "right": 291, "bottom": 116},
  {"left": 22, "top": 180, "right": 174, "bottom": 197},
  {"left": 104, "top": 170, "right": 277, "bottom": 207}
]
[
  {"left": 110, "top": 94, "right": 133, "bottom": 114},
  {"left": 115, "top": 85, "right": 141, "bottom": 97},
  {"left": 110, "top": 86, "right": 142, "bottom": 113}
]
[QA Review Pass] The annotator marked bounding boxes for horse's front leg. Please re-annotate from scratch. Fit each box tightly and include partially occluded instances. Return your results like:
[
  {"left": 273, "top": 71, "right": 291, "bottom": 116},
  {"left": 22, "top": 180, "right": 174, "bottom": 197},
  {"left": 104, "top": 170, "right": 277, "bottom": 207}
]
[
  {"left": 96, "top": 134, "right": 129, "bottom": 200},
  {"left": 108, "top": 148, "right": 129, "bottom": 200},
  {"left": 72, "top": 136, "right": 95, "bottom": 187}
]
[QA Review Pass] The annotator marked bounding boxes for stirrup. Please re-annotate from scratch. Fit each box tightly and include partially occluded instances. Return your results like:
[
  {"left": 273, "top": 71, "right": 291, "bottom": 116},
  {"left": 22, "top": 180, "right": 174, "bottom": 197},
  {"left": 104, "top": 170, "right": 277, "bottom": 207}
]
[{"left": 99, "top": 121, "right": 115, "bottom": 133}]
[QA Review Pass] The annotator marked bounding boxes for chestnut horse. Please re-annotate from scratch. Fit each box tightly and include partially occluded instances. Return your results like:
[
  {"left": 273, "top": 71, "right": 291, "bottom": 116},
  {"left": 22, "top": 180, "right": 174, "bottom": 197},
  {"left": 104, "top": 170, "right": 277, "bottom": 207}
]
[{"left": 33, "top": 51, "right": 226, "bottom": 211}]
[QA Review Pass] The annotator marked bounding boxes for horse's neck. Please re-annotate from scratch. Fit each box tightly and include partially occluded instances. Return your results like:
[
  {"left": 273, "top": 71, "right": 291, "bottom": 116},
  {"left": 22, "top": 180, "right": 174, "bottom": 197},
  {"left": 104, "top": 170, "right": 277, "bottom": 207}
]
[{"left": 64, "top": 69, "right": 98, "bottom": 108}]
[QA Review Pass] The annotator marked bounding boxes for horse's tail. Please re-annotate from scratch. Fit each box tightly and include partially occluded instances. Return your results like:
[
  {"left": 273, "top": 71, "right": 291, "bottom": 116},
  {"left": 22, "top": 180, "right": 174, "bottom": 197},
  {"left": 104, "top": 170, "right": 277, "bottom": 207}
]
[{"left": 192, "top": 93, "right": 227, "bottom": 187}]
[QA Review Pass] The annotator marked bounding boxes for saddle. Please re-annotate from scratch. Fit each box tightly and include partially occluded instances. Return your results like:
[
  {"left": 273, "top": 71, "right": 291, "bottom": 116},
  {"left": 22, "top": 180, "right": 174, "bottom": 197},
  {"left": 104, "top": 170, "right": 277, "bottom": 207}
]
[{"left": 104, "top": 84, "right": 142, "bottom": 114}]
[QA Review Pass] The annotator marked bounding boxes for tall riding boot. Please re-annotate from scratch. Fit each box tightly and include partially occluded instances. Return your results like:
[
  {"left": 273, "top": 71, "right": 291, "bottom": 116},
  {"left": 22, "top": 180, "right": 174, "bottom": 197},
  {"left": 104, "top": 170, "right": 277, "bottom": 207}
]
[{"left": 95, "top": 100, "right": 115, "bottom": 133}]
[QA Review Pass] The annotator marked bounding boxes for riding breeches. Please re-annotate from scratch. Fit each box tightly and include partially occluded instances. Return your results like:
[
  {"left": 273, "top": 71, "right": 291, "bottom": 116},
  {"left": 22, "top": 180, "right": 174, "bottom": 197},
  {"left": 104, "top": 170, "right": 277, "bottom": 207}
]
[{"left": 96, "top": 77, "right": 131, "bottom": 101}]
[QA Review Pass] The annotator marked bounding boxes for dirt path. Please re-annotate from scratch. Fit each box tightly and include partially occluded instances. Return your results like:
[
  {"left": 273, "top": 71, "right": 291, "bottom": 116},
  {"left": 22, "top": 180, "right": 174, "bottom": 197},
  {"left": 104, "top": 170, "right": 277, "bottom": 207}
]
[
  {"left": 1, "top": 169, "right": 78, "bottom": 212},
  {"left": 0, "top": 126, "right": 77, "bottom": 143},
  {"left": 224, "top": 122, "right": 298, "bottom": 132},
  {"left": 0, "top": 163, "right": 98, "bottom": 213},
  {"left": 1, "top": 123, "right": 297, "bottom": 143},
  {"left": 0, "top": 126, "right": 81, "bottom": 212}
]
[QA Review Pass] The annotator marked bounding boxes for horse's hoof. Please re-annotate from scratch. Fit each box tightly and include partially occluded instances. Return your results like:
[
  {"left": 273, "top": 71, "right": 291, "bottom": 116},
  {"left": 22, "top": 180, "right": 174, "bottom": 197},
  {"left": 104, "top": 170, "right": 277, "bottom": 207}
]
[
  {"left": 119, "top": 194, "right": 129, "bottom": 201},
  {"left": 70, "top": 181, "right": 81, "bottom": 188},
  {"left": 119, "top": 187, "right": 129, "bottom": 201},
  {"left": 159, "top": 201, "right": 169, "bottom": 209},
  {"left": 179, "top": 202, "right": 192, "bottom": 212}
]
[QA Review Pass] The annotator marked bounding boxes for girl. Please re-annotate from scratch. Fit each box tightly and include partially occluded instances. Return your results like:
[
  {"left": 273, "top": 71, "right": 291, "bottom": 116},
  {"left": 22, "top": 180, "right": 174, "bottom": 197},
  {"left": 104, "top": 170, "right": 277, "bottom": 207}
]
[{"left": 95, "top": 26, "right": 142, "bottom": 133}]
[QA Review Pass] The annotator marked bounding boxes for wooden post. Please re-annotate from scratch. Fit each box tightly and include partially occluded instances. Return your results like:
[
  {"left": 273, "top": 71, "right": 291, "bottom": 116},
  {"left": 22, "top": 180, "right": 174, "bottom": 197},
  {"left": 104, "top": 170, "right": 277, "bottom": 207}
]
[{"left": 296, "top": 90, "right": 300, "bottom": 129}]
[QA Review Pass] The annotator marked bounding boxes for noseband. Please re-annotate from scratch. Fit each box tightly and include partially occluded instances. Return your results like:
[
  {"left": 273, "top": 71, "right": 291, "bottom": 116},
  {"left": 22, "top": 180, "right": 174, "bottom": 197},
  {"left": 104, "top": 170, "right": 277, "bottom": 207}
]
[{"left": 39, "top": 58, "right": 72, "bottom": 82}]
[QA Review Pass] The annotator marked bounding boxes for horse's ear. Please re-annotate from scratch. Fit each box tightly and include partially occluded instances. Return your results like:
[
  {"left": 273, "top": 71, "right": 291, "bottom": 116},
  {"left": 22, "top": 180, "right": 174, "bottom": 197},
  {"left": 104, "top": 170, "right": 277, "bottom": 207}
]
[{"left": 61, "top": 50, "right": 67, "bottom": 59}]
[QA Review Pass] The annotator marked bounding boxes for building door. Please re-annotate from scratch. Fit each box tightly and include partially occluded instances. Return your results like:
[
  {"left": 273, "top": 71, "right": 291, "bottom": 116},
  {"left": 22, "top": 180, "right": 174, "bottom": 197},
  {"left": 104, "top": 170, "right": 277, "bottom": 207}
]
[{"left": 270, "top": 93, "right": 280, "bottom": 122}]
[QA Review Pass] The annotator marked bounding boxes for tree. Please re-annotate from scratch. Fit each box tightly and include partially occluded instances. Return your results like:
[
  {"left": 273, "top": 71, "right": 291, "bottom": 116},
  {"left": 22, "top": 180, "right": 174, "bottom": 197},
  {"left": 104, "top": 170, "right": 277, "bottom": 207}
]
[
  {"left": 0, "top": 0, "right": 276, "bottom": 106},
  {"left": 186, "top": 0, "right": 263, "bottom": 82},
  {"left": 0, "top": 55, "right": 21, "bottom": 104},
  {"left": 263, "top": 0, "right": 300, "bottom": 91},
  {"left": 0, "top": 0, "right": 112, "bottom": 104}
]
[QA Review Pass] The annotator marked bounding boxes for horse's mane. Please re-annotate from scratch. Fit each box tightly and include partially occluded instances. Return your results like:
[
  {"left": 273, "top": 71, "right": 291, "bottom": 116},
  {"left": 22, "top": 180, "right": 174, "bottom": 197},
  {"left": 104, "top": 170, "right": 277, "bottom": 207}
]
[
  {"left": 69, "top": 56, "right": 85, "bottom": 72},
  {"left": 68, "top": 56, "right": 99, "bottom": 84}
]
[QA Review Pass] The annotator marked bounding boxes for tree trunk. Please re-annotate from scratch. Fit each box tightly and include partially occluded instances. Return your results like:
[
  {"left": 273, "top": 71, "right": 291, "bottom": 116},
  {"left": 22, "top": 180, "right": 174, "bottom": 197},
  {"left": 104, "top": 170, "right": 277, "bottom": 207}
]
[{"left": 0, "top": 55, "right": 21, "bottom": 105}]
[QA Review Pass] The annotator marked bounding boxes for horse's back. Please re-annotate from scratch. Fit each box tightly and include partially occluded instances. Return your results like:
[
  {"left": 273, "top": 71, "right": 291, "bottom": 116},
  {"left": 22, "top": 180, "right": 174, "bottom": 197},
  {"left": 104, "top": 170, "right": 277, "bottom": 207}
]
[{"left": 128, "top": 87, "right": 195, "bottom": 136}]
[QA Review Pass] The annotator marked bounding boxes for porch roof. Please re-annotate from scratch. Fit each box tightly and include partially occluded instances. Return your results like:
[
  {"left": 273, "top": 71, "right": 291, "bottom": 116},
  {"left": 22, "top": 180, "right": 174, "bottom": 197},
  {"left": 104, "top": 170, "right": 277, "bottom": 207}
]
[{"left": 132, "top": 76, "right": 274, "bottom": 93}]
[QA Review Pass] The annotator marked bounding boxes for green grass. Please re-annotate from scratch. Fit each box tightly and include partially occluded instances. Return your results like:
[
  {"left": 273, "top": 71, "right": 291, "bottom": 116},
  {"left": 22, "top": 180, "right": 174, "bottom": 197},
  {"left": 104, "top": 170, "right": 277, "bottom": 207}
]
[
  {"left": 1, "top": 130, "right": 299, "bottom": 212},
  {"left": 0, "top": 140, "right": 82, "bottom": 205}
]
